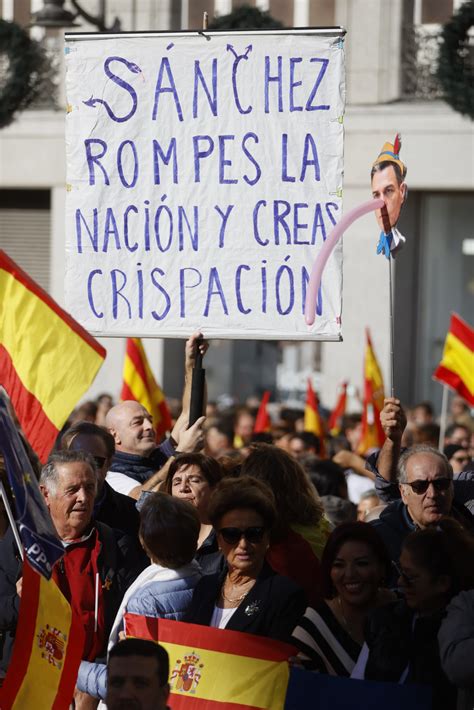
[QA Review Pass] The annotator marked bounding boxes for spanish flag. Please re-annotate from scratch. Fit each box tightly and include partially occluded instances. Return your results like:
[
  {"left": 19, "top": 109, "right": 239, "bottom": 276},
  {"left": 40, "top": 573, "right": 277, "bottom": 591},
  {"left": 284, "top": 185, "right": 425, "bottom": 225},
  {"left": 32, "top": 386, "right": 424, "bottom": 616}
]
[
  {"left": 0, "top": 560, "right": 84, "bottom": 710},
  {"left": 121, "top": 338, "right": 172, "bottom": 440},
  {"left": 358, "top": 330, "right": 385, "bottom": 455},
  {"left": 254, "top": 391, "right": 271, "bottom": 433},
  {"left": 328, "top": 382, "right": 348, "bottom": 435},
  {"left": 304, "top": 379, "right": 326, "bottom": 457},
  {"left": 124, "top": 617, "right": 292, "bottom": 709},
  {"left": 433, "top": 313, "right": 474, "bottom": 406},
  {"left": 0, "top": 250, "right": 106, "bottom": 462}
]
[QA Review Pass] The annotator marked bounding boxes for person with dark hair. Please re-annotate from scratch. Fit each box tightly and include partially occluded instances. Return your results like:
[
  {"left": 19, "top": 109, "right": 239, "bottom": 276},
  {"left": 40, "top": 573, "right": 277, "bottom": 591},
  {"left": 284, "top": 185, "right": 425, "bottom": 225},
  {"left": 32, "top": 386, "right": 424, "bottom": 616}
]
[
  {"left": 106, "top": 638, "right": 170, "bottom": 710},
  {"left": 164, "top": 453, "right": 223, "bottom": 574},
  {"left": 353, "top": 518, "right": 474, "bottom": 710},
  {"left": 292, "top": 522, "right": 393, "bottom": 676},
  {"left": 289, "top": 432, "right": 320, "bottom": 460},
  {"left": 77, "top": 493, "right": 201, "bottom": 700},
  {"left": 444, "top": 444, "right": 472, "bottom": 475},
  {"left": 444, "top": 423, "right": 470, "bottom": 449},
  {"left": 304, "top": 457, "right": 357, "bottom": 527},
  {"left": 186, "top": 476, "right": 306, "bottom": 643},
  {"left": 60, "top": 421, "right": 141, "bottom": 537},
  {"left": 241, "top": 443, "right": 329, "bottom": 605}
]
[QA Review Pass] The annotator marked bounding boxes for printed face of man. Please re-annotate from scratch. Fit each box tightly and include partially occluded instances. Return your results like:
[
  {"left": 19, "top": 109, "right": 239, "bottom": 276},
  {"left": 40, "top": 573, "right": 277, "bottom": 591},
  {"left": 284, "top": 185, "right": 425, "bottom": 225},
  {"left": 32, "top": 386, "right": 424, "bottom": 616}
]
[{"left": 372, "top": 165, "right": 406, "bottom": 232}]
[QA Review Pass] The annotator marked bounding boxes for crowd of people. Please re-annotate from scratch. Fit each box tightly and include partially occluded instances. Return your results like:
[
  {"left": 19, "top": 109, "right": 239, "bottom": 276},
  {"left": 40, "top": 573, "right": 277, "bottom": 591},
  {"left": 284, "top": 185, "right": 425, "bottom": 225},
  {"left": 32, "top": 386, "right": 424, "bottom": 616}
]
[{"left": 1, "top": 334, "right": 474, "bottom": 709}]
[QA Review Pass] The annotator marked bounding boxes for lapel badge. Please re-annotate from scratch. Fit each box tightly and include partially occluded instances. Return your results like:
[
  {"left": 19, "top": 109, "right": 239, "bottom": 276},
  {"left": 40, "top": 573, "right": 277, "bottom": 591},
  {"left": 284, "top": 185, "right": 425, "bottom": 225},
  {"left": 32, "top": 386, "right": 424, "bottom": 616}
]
[
  {"left": 102, "top": 576, "right": 113, "bottom": 591},
  {"left": 244, "top": 600, "right": 261, "bottom": 617}
]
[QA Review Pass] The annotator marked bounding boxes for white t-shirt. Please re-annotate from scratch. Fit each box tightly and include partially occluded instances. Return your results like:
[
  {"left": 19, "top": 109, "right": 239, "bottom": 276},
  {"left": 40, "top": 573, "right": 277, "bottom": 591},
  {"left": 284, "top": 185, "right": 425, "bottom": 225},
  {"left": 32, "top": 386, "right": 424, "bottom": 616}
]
[
  {"left": 105, "top": 470, "right": 138, "bottom": 496},
  {"left": 210, "top": 605, "right": 238, "bottom": 629}
]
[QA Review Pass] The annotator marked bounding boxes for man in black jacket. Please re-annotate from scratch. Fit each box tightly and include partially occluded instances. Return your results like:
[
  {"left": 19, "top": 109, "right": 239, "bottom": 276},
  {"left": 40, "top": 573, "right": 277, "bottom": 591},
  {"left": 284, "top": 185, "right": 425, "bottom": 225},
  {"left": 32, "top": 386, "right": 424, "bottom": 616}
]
[{"left": 60, "top": 421, "right": 141, "bottom": 538}]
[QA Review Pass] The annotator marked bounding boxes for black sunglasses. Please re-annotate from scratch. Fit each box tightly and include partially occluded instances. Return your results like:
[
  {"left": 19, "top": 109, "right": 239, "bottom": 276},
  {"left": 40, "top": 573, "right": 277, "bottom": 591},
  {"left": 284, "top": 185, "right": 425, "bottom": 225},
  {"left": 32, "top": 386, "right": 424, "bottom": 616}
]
[
  {"left": 93, "top": 455, "right": 107, "bottom": 469},
  {"left": 403, "top": 478, "right": 451, "bottom": 495},
  {"left": 218, "top": 527, "right": 266, "bottom": 545}
]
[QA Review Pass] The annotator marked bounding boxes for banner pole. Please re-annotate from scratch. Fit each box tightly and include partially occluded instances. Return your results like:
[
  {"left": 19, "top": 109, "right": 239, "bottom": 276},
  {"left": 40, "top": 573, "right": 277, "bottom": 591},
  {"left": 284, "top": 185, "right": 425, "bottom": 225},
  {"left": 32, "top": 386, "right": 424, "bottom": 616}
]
[
  {"left": 439, "top": 385, "right": 448, "bottom": 450},
  {"left": 388, "top": 254, "right": 395, "bottom": 397},
  {"left": 0, "top": 481, "right": 24, "bottom": 560}
]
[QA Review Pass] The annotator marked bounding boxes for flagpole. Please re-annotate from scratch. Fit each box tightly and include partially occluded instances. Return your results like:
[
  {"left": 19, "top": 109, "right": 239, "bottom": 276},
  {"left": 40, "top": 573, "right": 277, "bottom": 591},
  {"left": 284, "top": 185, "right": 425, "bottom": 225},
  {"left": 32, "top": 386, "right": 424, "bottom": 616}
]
[
  {"left": 388, "top": 253, "right": 395, "bottom": 397},
  {"left": 439, "top": 385, "right": 449, "bottom": 450},
  {"left": 0, "top": 481, "right": 24, "bottom": 560}
]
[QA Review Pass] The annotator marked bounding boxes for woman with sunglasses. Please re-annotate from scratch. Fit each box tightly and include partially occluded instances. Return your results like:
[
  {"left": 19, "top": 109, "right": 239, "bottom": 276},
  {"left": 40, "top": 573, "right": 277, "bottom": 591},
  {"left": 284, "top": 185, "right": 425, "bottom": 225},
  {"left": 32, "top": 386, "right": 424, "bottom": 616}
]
[
  {"left": 352, "top": 517, "right": 474, "bottom": 710},
  {"left": 292, "top": 522, "right": 393, "bottom": 676},
  {"left": 163, "top": 453, "right": 223, "bottom": 574},
  {"left": 185, "top": 476, "right": 307, "bottom": 643}
]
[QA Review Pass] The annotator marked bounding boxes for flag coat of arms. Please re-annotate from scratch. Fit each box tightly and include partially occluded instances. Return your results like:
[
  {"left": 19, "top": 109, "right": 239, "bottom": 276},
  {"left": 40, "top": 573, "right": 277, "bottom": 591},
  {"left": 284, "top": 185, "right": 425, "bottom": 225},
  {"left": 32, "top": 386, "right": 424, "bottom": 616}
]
[
  {"left": 124, "top": 617, "right": 293, "bottom": 709},
  {"left": 0, "top": 250, "right": 106, "bottom": 462}
]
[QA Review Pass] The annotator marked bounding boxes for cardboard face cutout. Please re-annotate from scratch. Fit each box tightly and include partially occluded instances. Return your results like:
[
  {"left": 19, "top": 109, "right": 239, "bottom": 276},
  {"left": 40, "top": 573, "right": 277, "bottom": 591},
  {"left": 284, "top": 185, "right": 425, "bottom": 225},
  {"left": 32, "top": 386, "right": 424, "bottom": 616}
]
[{"left": 371, "top": 134, "right": 407, "bottom": 258}]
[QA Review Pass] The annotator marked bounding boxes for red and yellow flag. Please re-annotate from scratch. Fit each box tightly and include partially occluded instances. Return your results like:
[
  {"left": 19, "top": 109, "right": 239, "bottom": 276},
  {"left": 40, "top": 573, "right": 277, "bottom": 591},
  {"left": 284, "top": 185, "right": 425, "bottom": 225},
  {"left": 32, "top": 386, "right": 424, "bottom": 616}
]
[
  {"left": 124, "top": 617, "right": 293, "bottom": 709},
  {"left": 254, "top": 391, "right": 271, "bottom": 433},
  {"left": 304, "top": 379, "right": 326, "bottom": 457},
  {"left": 0, "top": 560, "right": 84, "bottom": 710},
  {"left": 358, "top": 330, "right": 385, "bottom": 455},
  {"left": 433, "top": 313, "right": 474, "bottom": 405},
  {"left": 121, "top": 338, "right": 172, "bottom": 440},
  {"left": 328, "top": 381, "right": 348, "bottom": 435},
  {"left": 0, "top": 250, "right": 106, "bottom": 462}
]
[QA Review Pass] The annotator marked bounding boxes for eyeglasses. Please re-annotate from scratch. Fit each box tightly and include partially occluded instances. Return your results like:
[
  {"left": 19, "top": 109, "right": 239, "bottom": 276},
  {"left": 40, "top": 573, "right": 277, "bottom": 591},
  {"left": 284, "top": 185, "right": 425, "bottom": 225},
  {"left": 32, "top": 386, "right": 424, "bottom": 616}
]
[
  {"left": 403, "top": 478, "right": 452, "bottom": 495},
  {"left": 218, "top": 527, "right": 266, "bottom": 545},
  {"left": 92, "top": 455, "right": 107, "bottom": 469},
  {"left": 392, "top": 561, "right": 417, "bottom": 586}
]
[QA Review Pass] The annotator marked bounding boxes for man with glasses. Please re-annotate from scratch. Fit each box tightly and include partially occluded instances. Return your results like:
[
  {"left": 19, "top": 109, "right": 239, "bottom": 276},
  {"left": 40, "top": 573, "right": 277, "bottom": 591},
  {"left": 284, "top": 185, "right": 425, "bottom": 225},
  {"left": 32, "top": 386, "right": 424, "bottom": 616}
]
[{"left": 371, "top": 445, "right": 474, "bottom": 576}]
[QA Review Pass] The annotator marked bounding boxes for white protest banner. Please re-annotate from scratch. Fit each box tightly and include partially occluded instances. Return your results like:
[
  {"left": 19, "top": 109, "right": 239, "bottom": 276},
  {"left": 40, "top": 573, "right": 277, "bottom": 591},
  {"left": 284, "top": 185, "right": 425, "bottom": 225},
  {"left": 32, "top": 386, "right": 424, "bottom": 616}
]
[{"left": 65, "top": 29, "right": 345, "bottom": 340}]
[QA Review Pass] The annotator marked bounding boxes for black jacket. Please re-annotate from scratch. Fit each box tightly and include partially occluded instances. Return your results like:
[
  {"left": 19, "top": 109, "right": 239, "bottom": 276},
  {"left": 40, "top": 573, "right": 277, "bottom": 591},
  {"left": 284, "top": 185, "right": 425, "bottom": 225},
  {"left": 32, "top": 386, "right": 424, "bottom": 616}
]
[
  {"left": 365, "top": 600, "right": 456, "bottom": 710},
  {"left": 186, "top": 563, "right": 307, "bottom": 644},
  {"left": 0, "top": 526, "right": 22, "bottom": 675},
  {"left": 109, "top": 439, "right": 175, "bottom": 484},
  {"left": 94, "top": 481, "right": 141, "bottom": 538}
]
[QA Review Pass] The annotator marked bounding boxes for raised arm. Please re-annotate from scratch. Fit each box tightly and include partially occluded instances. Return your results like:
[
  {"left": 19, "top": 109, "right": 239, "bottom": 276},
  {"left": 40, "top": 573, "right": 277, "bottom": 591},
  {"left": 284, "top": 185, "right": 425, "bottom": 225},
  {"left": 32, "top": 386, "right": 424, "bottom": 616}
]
[{"left": 376, "top": 397, "right": 407, "bottom": 484}]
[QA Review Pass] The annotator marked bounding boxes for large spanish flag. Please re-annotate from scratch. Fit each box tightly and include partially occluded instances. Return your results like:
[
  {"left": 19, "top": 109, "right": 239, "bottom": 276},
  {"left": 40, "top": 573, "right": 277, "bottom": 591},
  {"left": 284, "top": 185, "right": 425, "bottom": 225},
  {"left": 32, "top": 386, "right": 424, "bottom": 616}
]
[
  {"left": 433, "top": 313, "right": 474, "bottom": 405},
  {"left": 358, "top": 330, "right": 385, "bottom": 455},
  {"left": 121, "top": 338, "right": 172, "bottom": 440},
  {"left": 0, "top": 560, "right": 84, "bottom": 710},
  {"left": 124, "top": 617, "right": 293, "bottom": 709},
  {"left": 0, "top": 250, "right": 106, "bottom": 462},
  {"left": 304, "top": 379, "right": 326, "bottom": 457}
]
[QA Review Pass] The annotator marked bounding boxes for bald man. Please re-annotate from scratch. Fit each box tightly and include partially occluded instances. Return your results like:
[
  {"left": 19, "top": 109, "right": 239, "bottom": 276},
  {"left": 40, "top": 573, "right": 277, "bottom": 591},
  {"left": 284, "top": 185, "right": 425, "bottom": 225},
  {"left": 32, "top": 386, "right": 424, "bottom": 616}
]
[{"left": 106, "top": 334, "right": 207, "bottom": 499}]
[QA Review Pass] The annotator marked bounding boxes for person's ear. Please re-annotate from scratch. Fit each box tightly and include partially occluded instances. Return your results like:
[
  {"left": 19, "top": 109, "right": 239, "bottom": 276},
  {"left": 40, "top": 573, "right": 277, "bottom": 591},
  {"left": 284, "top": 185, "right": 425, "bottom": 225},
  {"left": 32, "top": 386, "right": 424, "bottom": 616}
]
[
  {"left": 40, "top": 484, "right": 50, "bottom": 507},
  {"left": 400, "top": 182, "right": 407, "bottom": 203},
  {"left": 399, "top": 483, "right": 409, "bottom": 506},
  {"left": 109, "top": 428, "right": 121, "bottom": 446}
]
